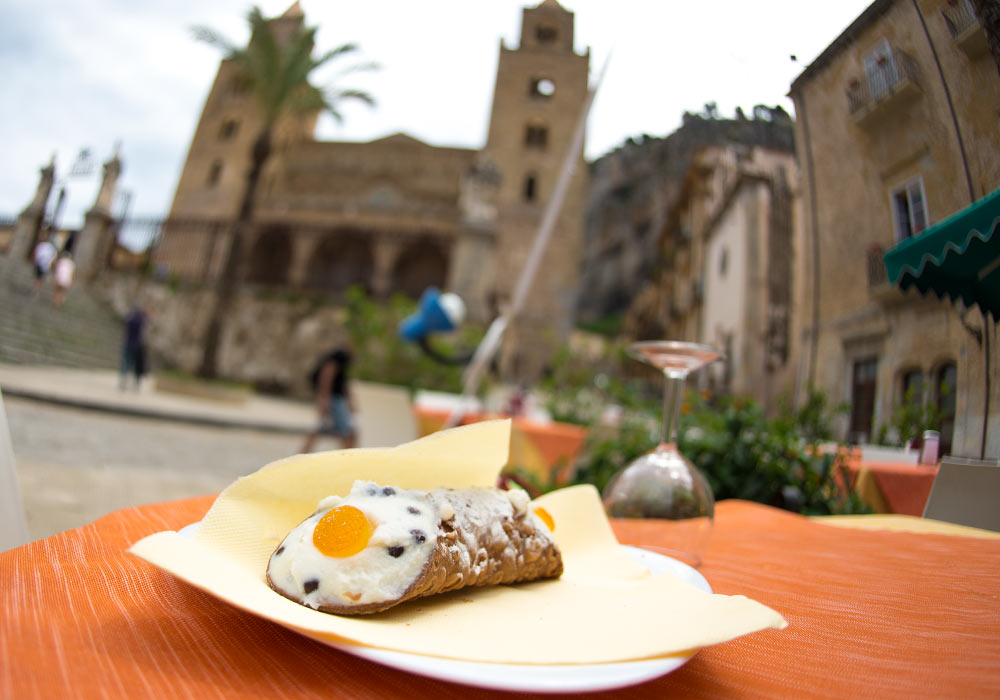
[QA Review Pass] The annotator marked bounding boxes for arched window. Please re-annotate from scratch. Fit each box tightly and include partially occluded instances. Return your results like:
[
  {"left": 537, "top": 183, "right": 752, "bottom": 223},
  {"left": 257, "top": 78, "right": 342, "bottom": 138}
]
[
  {"left": 391, "top": 239, "right": 449, "bottom": 300},
  {"left": 206, "top": 160, "right": 223, "bottom": 187},
  {"left": 523, "top": 174, "right": 538, "bottom": 202},
  {"left": 933, "top": 361, "right": 957, "bottom": 455},
  {"left": 536, "top": 25, "right": 557, "bottom": 43},
  {"left": 246, "top": 227, "right": 291, "bottom": 286},
  {"left": 306, "top": 231, "right": 374, "bottom": 296},
  {"left": 900, "top": 368, "right": 924, "bottom": 404},
  {"left": 524, "top": 124, "right": 548, "bottom": 150},
  {"left": 218, "top": 119, "right": 239, "bottom": 141}
]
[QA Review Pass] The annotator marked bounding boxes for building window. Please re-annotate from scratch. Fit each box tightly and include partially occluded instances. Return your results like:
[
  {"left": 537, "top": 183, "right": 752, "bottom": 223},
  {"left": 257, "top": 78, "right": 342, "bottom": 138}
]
[
  {"left": 890, "top": 177, "right": 928, "bottom": 242},
  {"left": 900, "top": 368, "right": 924, "bottom": 403},
  {"left": 229, "top": 77, "right": 250, "bottom": 97},
  {"left": 849, "top": 357, "right": 879, "bottom": 443},
  {"left": 529, "top": 78, "right": 556, "bottom": 98},
  {"left": 524, "top": 124, "right": 548, "bottom": 150},
  {"left": 934, "top": 361, "right": 957, "bottom": 455},
  {"left": 207, "top": 160, "right": 223, "bottom": 187},
  {"left": 218, "top": 119, "right": 239, "bottom": 140},
  {"left": 536, "top": 25, "right": 557, "bottom": 43},
  {"left": 864, "top": 39, "right": 899, "bottom": 101},
  {"left": 523, "top": 174, "right": 538, "bottom": 202}
]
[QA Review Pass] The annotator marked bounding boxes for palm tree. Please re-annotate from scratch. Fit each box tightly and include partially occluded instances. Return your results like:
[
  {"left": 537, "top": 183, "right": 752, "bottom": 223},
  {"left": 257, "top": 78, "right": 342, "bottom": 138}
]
[{"left": 192, "top": 5, "right": 376, "bottom": 377}]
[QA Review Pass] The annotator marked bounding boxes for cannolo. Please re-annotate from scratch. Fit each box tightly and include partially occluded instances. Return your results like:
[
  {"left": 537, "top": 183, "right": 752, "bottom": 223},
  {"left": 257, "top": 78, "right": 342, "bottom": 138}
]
[{"left": 266, "top": 480, "right": 562, "bottom": 615}]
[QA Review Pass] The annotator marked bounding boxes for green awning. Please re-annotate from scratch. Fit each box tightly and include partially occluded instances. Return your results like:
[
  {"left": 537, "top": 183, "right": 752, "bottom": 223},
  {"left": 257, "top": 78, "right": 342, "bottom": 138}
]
[{"left": 883, "top": 187, "right": 1000, "bottom": 321}]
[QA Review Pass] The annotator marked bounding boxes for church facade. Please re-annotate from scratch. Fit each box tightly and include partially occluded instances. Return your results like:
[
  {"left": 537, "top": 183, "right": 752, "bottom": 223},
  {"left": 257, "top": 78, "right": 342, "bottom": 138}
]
[{"left": 156, "top": 0, "right": 590, "bottom": 379}]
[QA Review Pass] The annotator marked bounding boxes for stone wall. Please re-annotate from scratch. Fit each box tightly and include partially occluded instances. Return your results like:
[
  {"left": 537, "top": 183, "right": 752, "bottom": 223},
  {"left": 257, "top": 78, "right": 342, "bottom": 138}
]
[{"left": 94, "top": 273, "right": 351, "bottom": 398}]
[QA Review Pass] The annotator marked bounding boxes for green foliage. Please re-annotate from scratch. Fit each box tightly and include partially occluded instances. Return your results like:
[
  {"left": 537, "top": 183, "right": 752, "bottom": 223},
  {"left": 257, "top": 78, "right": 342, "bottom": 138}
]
[
  {"left": 342, "top": 286, "right": 484, "bottom": 393},
  {"left": 875, "top": 385, "right": 949, "bottom": 447},
  {"left": 679, "top": 395, "right": 870, "bottom": 515},
  {"left": 192, "top": 7, "right": 376, "bottom": 127},
  {"left": 538, "top": 343, "right": 658, "bottom": 425},
  {"left": 576, "top": 313, "right": 624, "bottom": 338},
  {"left": 774, "top": 389, "right": 848, "bottom": 443},
  {"left": 543, "top": 344, "right": 869, "bottom": 515},
  {"left": 568, "top": 414, "right": 658, "bottom": 498}
]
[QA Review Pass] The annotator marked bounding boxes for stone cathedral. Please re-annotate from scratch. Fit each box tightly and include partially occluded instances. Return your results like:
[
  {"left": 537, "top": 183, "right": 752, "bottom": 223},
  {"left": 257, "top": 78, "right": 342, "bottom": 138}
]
[{"left": 158, "top": 0, "right": 590, "bottom": 379}]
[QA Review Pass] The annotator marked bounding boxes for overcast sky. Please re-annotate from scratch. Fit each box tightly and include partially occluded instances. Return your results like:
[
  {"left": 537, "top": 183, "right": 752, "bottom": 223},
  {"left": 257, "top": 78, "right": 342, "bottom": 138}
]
[{"left": 1, "top": 0, "right": 873, "bottom": 228}]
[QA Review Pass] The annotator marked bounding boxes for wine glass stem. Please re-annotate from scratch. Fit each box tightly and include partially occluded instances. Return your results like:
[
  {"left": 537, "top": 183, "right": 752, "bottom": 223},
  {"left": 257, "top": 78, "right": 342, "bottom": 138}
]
[{"left": 661, "top": 371, "right": 687, "bottom": 446}]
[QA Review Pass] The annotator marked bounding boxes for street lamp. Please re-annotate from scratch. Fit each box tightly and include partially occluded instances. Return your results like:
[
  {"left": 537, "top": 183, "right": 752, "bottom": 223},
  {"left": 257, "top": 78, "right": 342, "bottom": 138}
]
[{"left": 46, "top": 148, "right": 97, "bottom": 253}]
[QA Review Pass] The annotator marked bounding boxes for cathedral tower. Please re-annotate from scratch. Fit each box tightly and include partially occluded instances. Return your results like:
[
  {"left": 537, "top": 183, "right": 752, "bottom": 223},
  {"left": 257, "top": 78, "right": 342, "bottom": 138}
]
[
  {"left": 482, "top": 0, "right": 590, "bottom": 379},
  {"left": 166, "top": 3, "right": 317, "bottom": 222}
]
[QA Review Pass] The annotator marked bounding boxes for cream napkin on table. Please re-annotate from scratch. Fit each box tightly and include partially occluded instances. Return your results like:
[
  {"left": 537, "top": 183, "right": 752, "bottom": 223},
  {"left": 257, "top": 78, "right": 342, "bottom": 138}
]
[{"left": 130, "top": 419, "right": 786, "bottom": 664}]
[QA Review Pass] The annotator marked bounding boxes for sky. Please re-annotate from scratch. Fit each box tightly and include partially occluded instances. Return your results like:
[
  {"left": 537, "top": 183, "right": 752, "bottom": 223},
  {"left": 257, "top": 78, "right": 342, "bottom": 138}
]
[{"left": 0, "top": 0, "right": 874, "bottom": 229}]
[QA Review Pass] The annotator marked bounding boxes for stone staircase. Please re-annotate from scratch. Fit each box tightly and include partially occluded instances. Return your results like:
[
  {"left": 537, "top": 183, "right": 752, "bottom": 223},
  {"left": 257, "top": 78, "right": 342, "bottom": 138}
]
[{"left": 0, "top": 260, "right": 122, "bottom": 369}]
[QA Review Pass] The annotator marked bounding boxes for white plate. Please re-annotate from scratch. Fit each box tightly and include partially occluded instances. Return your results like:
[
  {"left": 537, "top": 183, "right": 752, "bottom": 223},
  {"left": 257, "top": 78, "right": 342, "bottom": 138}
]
[{"left": 177, "top": 523, "right": 710, "bottom": 693}]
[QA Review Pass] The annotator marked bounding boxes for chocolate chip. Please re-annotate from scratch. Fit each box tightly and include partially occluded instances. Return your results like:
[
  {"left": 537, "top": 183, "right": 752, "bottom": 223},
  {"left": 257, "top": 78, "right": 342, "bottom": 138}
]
[
  {"left": 365, "top": 485, "right": 378, "bottom": 496},
  {"left": 303, "top": 579, "right": 319, "bottom": 594},
  {"left": 275, "top": 546, "right": 285, "bottom": 556},
  {"left": 387, "top": 546, "right": 405, "bottom": 558},
  {"left": 410, "top": 529, "right": 426, "bottom": 544},
  {"left": 407, "top": 506, "right": 421, "bottom": 515},
  {"left": 382, "top": 486, "right": 396, "bottom": 496}
]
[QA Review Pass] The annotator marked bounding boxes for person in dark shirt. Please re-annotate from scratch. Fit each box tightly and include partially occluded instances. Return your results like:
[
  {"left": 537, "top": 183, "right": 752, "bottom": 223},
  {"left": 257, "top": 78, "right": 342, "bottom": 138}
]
[
  {"left": 300, "top": 348, "right": 358, "bottom": 453},
  {"left": 120, "top": 304, "right": 148, "bottom": 390}
]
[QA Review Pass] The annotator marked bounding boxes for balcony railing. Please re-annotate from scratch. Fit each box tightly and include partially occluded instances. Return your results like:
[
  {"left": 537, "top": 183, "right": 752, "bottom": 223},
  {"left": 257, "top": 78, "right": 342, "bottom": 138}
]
[
  {"left": 846, "top": 49, "right": 921, "bottom": 123},
  {"left": 942, "top": 0, "right": 978, "bottom": 38},
  {"left": 942, "top": 0, "right": 988, "bottom": 57}
]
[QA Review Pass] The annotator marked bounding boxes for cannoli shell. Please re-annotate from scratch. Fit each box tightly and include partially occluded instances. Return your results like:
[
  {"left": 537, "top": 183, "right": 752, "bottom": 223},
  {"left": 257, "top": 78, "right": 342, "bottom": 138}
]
[{"left": 269, "top": 487, "right": 562, "bottom": 615}]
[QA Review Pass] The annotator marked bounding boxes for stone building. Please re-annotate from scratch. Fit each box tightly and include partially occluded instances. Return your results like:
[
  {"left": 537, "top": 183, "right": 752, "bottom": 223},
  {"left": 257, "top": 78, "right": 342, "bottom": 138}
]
[
  {"left": 623, "top": 133, "right": 801, "bottom": 413},
  {"left": 157, "top": 0, "right": 590, "bottom": 381},
  {"left": 578, "top": 109, "right": 796, "bottom": 326},
  {"left": 789, "top": 0, "right": 999, "bottom": 456}
]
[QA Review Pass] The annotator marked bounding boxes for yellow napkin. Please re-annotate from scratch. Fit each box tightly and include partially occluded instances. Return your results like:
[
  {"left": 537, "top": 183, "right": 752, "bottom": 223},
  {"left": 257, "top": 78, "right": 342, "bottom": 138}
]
[{"left": 130, "top": 419, "right": 785, "bottom": 664}]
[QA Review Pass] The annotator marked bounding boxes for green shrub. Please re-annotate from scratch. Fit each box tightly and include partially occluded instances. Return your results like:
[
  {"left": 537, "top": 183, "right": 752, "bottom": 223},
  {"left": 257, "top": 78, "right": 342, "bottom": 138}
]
[
  {"left": 679, "top": 394, "right": 869, "bottom": 515},
  {"left": 342, "top": 286, "right": 485, "bottom": 394},
  {"left": 541, "top": 340, "right": 870, "bottom": 515},
  {"left": 874, "top": 384, "right": 948, "bottom": 447}
]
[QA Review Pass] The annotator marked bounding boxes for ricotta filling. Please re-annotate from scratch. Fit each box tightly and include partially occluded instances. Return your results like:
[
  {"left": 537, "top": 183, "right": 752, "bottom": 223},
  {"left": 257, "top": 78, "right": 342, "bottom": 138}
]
[{"left": 267, "top": 481, "right": 439, "bottom": 608}]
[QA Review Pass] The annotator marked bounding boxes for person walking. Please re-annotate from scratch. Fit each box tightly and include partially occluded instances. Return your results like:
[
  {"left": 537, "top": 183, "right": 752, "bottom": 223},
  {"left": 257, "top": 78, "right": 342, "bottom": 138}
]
[
  {"left": 32, "top": 238, "right": 57, "bottom": 296},
  {"left": 300, "top": 348, "right": 358, "bottom": 453},
  {"left": 120, "top": 304, "right": 148, "bottom": 390},
  {"left": 51, "top": 252, "right": 75, "bottom": 307}
]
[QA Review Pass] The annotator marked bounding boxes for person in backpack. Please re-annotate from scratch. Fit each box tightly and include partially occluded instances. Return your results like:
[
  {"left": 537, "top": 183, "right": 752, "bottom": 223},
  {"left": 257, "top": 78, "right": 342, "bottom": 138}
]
[{"left": 300, "top": 348, "right": 358, "bottom": 453}]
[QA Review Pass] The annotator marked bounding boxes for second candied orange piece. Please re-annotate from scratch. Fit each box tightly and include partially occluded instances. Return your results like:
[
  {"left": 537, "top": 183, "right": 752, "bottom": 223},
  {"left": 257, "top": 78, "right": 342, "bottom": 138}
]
[
  {"left": 313, "top": 505, "right": 373, "bottom": 558},
  {"left": 534, "top": 507, "right": 555, "bottom": 531}
]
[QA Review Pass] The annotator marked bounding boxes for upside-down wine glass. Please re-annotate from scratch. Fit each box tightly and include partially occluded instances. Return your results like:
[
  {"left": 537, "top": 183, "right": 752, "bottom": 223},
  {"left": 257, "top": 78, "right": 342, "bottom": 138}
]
[{"left": 602, "top": 341, "right": 723, "bottom": 568}]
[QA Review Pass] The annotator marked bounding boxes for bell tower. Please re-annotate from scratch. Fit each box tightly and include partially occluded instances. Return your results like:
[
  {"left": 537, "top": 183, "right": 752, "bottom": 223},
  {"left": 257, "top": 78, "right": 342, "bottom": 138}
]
[
  {"left": 482, "top": 0, "right": 590, "bottom": 379},
  {"left": 165, "top": 2, "right": 317, "bottom": 222}
]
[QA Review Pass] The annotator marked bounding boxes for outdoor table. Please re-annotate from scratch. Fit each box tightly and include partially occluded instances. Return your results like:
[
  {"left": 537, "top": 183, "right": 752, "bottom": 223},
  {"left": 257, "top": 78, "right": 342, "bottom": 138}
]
[
  {"left": 845, "top": 459, "right": 940, "bottom": 515},
  {"left": 3, "top": 496, "right": 999, "bottom": 698},
  {"left": 414, "top": 407, "right": 588, "bottom": 484}
]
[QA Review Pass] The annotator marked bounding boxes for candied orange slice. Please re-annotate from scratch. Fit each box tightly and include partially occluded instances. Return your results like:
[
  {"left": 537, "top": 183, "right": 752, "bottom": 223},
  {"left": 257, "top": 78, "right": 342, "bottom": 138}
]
[
  {"left": 534, "top": 506, "right": 555, "bottom": 531},
  {"left": 313, "top": 505, "right": 373, "bottom": 558}
]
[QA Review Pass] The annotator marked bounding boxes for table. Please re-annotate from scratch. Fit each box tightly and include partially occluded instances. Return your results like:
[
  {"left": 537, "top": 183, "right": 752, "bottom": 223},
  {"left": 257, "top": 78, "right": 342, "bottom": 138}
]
[
  {"left": 3, "top": 496, "right": 999, "bottom": 698},
  {"left": 414, "top": 407, "right": 588, "bottom": 485},
  {"left": 844, "top": 458, "right": 940, "bottom": 515}
]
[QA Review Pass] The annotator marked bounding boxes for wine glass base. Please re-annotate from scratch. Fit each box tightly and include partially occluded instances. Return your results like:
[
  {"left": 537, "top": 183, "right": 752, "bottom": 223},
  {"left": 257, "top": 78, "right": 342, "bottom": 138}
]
[{"left": 633, "top": 544, "right": 703, "bottom": 569}]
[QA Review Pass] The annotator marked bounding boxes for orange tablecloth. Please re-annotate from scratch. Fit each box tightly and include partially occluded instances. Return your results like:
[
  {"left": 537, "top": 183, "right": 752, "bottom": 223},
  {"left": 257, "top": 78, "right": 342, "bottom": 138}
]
[
  {"left": 4, "top": 497, "right": 999, "bottom": 698},
  {"left": 845, "top": 459, "right": 940, "bottom": 516},
  {"left": 414, "top": 407, "right": 588, "bottom": 484}
]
